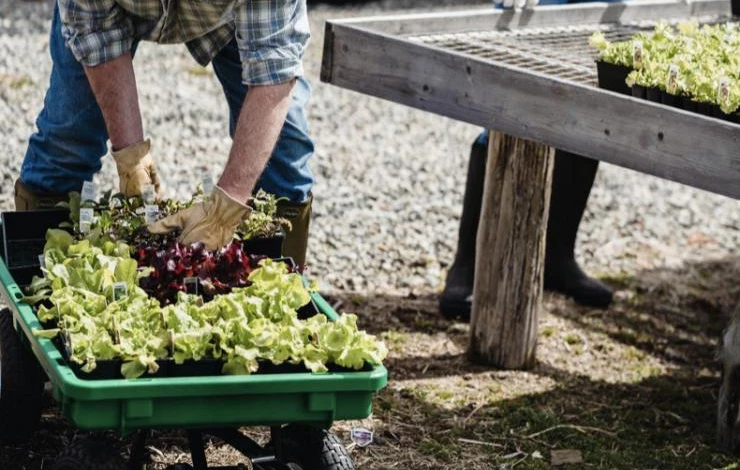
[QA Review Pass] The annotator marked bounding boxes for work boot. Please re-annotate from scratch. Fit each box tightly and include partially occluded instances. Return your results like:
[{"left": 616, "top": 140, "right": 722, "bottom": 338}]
[
  {"left": 544, "top": 150, "right": 613, "bottom": 308},
  {"left": 13, "top": 179, "right": 67, "bottom": 211},
  {"left": 276, "top": 194, "right": 312, "bottom": 266},
  {"left": 439, "top": 136, "right": 487, "bottom": 320}
]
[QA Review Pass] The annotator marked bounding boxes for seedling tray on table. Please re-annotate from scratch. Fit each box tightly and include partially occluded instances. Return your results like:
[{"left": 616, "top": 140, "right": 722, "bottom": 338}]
[
  {"left": 321, "top": 0, "right": 740, "bottom": 199},
  {"left": 0, "top": 210, "right": 387, "bottom": 435}
]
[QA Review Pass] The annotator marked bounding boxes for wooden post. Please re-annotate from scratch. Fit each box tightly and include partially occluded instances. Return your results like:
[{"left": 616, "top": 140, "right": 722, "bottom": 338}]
[{"left": 468, "top": 130, "right": 554, "bottom": 369}]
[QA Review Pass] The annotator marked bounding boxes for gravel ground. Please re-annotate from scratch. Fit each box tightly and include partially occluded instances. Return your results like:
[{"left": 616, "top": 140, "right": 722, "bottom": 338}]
[{"left": 1, "top": 0, "right": 738, "bottom": 297}]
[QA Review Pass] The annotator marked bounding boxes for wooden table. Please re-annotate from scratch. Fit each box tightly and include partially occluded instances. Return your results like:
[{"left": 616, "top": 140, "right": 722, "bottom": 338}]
[{"left": 320, "top": 0, "right": 739, "bottom": 369}]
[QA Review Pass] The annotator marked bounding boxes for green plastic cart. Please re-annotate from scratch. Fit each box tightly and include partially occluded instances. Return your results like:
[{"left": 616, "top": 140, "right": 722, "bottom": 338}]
[{"left": 0, "top": 210, "right": 388, "bottom": 470}]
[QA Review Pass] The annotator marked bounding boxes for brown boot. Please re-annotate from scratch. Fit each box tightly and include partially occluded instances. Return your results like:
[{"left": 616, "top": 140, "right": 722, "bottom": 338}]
[
  {"left": 276, "top": 194, "right": 312, "bottom": 265},
  {"left": 14, "top": 179, "right": 67, "bottom": 211}
]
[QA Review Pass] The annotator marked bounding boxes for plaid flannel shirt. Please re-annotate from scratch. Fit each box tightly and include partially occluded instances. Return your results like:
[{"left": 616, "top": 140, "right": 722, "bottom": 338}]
[{"left": 58, "top": 0, "right": 309, "bottom": 86}]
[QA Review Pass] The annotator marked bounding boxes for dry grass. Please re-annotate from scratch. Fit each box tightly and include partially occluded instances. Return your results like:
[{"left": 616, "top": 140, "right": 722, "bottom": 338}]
[{"left": 2, "top": 256, "right": 740, "bottom": 469}]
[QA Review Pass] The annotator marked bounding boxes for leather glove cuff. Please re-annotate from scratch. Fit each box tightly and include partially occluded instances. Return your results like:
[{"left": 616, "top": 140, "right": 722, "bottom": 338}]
[
  {"left": 209, "top": 186, "right": 252, "bottom": 226},
  {"left": 112, "top": 140, "right": 151, "bottom": 170}
]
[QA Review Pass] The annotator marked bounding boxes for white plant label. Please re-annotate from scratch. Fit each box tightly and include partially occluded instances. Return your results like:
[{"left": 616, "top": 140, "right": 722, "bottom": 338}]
[
  {"left": 718, "top": 77, "right": 730, "bottom": 105},
  {"left": 81, "top": 181, "right": 96, "bottom": 202},
  {"left": 142, "top": 184, "right": 156, "bottom": 204},
  {"left": 144, "top": 205, "right": 160, "bottom": 225},
  {"left": 632, "top": 41, "right": 643, "bottom": 70},
  {"left": 79, "top": 208, "right": 94, "bottom": 233},
  {"left": 666, "top": 64, "right": 679, "bottom": 95},
  {"left": 350, "top": 428, "right": 373, "bottom": 447}
]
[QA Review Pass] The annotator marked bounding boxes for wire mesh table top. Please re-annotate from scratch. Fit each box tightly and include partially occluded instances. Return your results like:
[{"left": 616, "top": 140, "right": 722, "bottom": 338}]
[{"left": 409, "top": 16, "right": 738, "bottom": 87}]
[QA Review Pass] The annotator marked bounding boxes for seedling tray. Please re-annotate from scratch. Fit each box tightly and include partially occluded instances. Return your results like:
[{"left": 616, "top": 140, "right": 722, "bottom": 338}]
[
  {"left": 595, "top": 61, "right": 740, "bottom": 122},
  {"left": 321, "top": 0, "right": 740, "bottom": 200},
  {"left": 0, "top": 213, "right": 387, "bottom": 435}
]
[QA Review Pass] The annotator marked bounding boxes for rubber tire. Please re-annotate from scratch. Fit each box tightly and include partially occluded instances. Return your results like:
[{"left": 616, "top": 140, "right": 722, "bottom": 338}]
[
  {"left": 51, "top": 437, "right": 127, "bottom": 470},
  {"left": 0, "top": 308, "right": 44, "bottom": 443},
  {"left": 273, "top": 425, "right": 355, "bottom": 470}
]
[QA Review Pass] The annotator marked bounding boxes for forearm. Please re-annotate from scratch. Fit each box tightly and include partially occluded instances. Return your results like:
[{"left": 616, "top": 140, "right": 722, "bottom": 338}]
[
  {"left": 218, "top": 81, "right": 295, "bottom": 202},
  {"left": 83, "top": 52, "right": 143, "bottom": 150}
]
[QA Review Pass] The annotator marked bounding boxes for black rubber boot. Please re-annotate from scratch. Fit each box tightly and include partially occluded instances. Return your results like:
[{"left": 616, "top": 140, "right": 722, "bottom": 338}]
[
  {"left": 439, "top": 136, "right": 487, "bottom": 320},
  {"left": 440, "top": 139, "right": 613, "bottom": 321},
  {"left": 14, "top": 179, "right": 67, "bottom": 211},
  {"left": 276, "top": 194, "right": 312, "bottom": 266},
  {"left": 544, "top": 150, "right": 613, "bottom": 308}
]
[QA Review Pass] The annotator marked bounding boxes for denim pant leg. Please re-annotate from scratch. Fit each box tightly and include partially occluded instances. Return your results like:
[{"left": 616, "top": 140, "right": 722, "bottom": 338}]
[
  {"left": 20, "top": 3, "right": 109, "bottom": 194},
  {"left": 211, "top": 40, "right": 315, "bottom": 203}
]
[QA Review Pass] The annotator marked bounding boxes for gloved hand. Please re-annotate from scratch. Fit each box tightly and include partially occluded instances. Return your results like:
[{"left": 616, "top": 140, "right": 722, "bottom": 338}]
[
  {"left": 111, "top": 139, "right": 162, "bottom": 198},
  {"left": 494, "top": 0, "right": 538, "bottom": 9},
  {"left": 148, "top": 186, "right": 251, "bottom": 250}
]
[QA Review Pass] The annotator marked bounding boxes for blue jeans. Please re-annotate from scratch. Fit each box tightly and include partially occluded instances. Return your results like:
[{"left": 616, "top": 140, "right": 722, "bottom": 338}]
[{"left": 21, "top": 4, "right": 314, "bottom": 203}]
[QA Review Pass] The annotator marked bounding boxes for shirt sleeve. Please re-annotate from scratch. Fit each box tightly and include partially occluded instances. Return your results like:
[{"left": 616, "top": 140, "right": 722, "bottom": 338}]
[
  {"left": 58, "top": 0, "right": 135, "bottom": 66},
  {"left": 235, "top": 0, "right": 311, "bottom": 86}
]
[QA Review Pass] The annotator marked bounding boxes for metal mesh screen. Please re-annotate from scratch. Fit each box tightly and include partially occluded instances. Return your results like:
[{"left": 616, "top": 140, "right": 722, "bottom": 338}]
[{"left": 410, "top": 16, "right": 738, "bottom": 87}]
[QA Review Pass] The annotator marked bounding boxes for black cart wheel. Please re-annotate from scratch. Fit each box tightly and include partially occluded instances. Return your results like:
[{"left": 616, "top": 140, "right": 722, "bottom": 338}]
[
  {"left": 51, "top": 436, "right": 127, "bottom": 470},
  {"left": 0, "top": 307, "right": 44, "bottom": 443},
  {"left": 270, "top": 425, "right": 355, "bottom": 470}
]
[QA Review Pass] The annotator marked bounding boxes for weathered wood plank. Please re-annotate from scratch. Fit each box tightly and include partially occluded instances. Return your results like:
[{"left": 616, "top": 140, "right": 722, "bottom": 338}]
[
  {"left": 328, "top": 0, "right": 732, "bottom": 36},
  {"left": 321, "top": 23, "right": 740, "bottom": 199},
  {"left": 468, "top": 131, "right": 553, "bottom": 369}
]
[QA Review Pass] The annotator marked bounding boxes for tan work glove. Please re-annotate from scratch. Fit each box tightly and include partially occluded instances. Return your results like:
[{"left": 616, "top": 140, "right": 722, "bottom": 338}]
[
  {"left": 111, "top": 139, "right": 162, "bottom": 197},
  {"left": 148, "top": 186, "right": 251, "bottom": 250}
]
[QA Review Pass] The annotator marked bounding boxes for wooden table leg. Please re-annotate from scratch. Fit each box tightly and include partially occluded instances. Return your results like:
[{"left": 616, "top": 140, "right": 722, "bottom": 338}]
[{"left": 468, "top": 130, "right": 554, "bottom": 369}]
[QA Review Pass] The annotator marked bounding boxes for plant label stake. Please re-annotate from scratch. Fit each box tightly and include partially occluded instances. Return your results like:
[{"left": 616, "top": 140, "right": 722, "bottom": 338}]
[
  {"left": 667, "top": 64, "right": 679, "bottom": 95},
  {"left": 717, "top": 77, "right": 730, "bottom": 106},
  {"left": 350, "top": 428, "right": 374, "bottom": 447},
  {"left": 168, "top": 329, "right": 175, "bottom": 357},
  {"left": 142, "top": 184, "right": 156, "bottom": 204},
  {"left": 144, "top": 205, "right": 160, "bottom": 225},
  {"left": 79, "top": 208, "right": 94, "bottom": 233},
  {"left": 632, "top": 40, "right": 643, "bottom": 70},
  {"left": 38, "top": 254, "right": 45, "bottom": 270},
  {"left": 113, "top": 282, "right": 128, "bottom": 301},
  {"left": 184, "top": 277, "right": 199, "bottom": 295},
  {"left": 81, "top": 181, "right": 96, "bottom": 203}
]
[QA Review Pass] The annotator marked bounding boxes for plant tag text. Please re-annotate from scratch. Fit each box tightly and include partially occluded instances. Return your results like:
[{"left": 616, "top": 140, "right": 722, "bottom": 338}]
[{"left": 350, "top": 428, "right": 374, "bottom": 447}]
